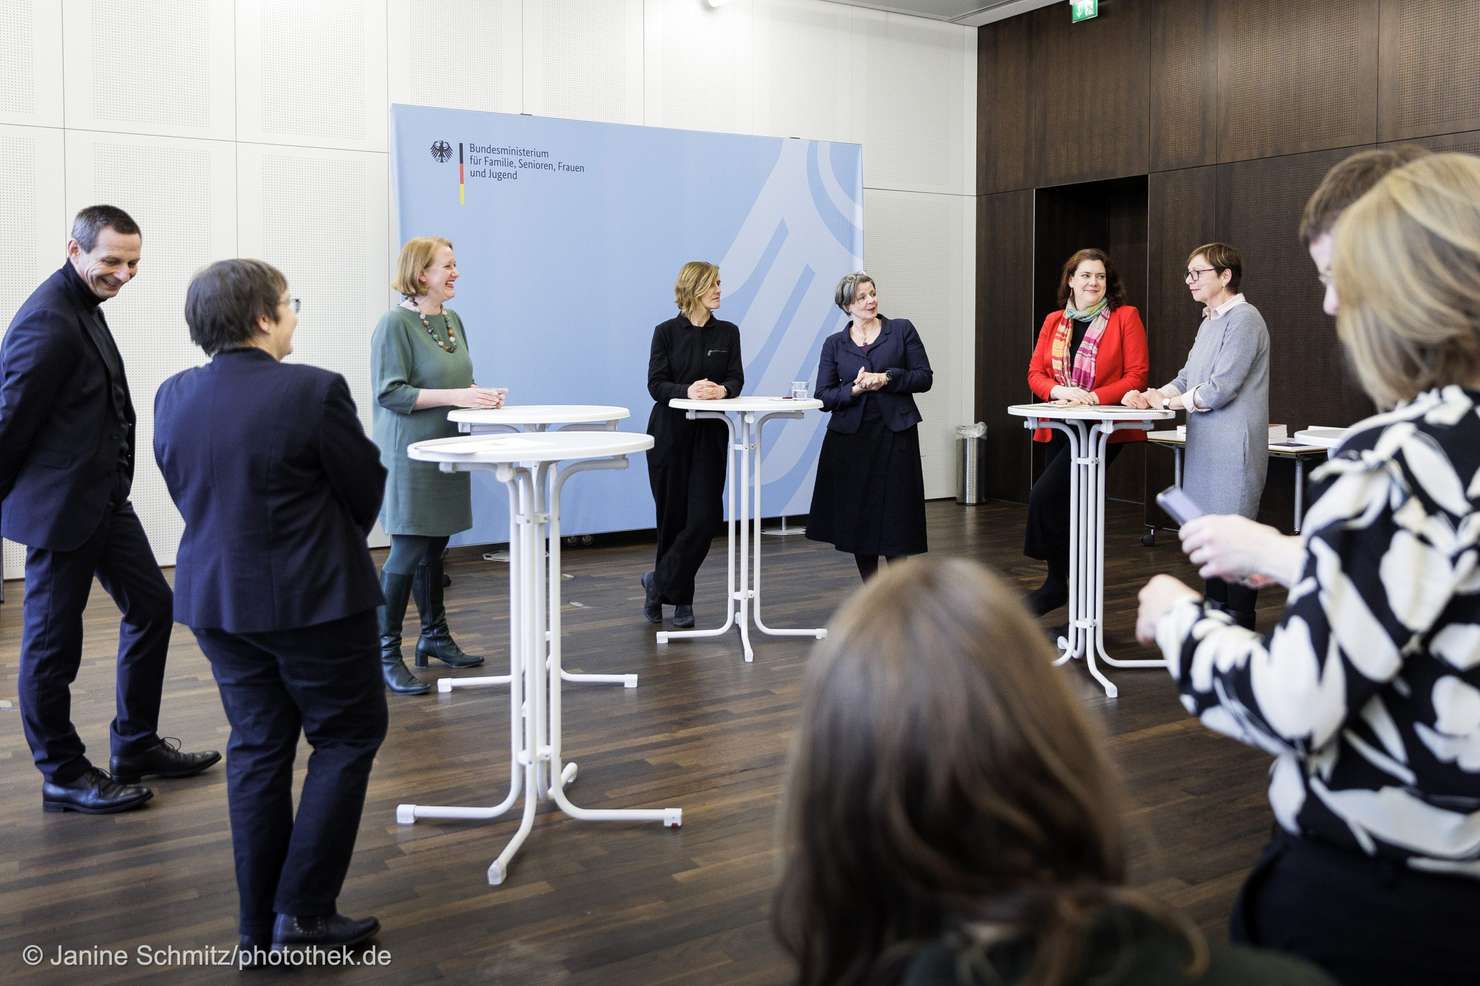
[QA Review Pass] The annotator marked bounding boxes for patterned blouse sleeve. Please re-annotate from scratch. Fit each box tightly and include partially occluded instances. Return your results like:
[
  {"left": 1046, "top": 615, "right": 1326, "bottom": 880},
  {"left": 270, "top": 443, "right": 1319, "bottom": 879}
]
[{"left": 1153, "top": 424, "right": 1471, "bottom": 756}]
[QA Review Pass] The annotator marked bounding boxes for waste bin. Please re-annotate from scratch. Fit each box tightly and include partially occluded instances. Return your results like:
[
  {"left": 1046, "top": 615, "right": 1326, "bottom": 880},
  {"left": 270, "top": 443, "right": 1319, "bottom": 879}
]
[{"left": 955, "top": 422, "right": 987, "bottom": 504}]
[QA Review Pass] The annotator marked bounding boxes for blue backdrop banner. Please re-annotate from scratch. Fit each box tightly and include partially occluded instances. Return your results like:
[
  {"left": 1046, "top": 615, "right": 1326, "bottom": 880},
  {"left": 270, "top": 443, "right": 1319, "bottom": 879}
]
[{"left": 390, "top": 105, "right": 863, "bottom": 546}]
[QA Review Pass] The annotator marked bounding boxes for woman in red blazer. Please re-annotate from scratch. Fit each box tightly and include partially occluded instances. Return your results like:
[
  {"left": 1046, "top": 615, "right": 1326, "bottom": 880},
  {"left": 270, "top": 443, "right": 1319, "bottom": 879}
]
[{"left": 1023, "top": 248, "right": 1148, "bottom": 615}]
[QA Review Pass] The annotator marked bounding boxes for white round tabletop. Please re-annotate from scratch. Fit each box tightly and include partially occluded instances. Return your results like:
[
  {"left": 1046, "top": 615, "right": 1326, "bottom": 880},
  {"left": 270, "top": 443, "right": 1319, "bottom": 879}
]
[
  {"left": 669, "top": 396, "right": 823, "bottom": 413},
  {"left": 1007, "top": 402, "right": 1174, "bottom": 423},
  {"left": 449, "top": 405, "right": 630, "bottom": 426},
  {"left": 409, "top": 431, "right": 653, "bottom": 466}
]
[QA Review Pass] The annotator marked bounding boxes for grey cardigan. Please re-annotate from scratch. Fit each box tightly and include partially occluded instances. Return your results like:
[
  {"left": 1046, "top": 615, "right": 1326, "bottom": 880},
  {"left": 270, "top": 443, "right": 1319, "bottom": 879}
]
[{"left": 1168, "top": 301, "right": 1270, "bottom": 517}]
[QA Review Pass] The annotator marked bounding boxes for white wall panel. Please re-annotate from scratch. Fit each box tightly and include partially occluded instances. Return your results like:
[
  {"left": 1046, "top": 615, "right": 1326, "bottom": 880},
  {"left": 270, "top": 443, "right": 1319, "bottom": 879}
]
[
  {"left": 644, "top": 0, "right": 754, "bottom": 134},
  {"left": 236, "top": 0, "right": 388, "bottom": 152},
  {"left": 0, "top": 124, "right": 67, "bottom": 582},
  {"left": 859, "top": 12, "right": 970, "bottom": 195},
  {"left": 0, "top": 1, "right": 63, "bottom": 128},
  {"left": 752, "top": 0, "right": 859, "bottom": 143},
  {"left": 61, "top": 0, "right": 235, "bottom": 140},
  {"left": 523, "top": 0, "right": 644, "bottom": 125},
  {"left": 388, "top": 0, "right": 523, "bottom": 114},
  {"left": 237, "top": 142, "right": 389, "bottom": 527},
  {"left": 863, "top": 187, "right": 972, "bottom": 499},
  {"left": 63, "top": 131, "right": 238, "bottom": 567}
]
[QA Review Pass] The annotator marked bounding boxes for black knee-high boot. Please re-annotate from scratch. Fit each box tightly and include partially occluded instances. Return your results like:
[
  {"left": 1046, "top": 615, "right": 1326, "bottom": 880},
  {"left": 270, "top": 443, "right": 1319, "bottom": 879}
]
[
  {"left": 378, "top": 571, "right": 430, "bottom": 694},
  {"left": 412, "top": 556, "right": 484, "bottom": 669},
  {"left": 1027, "top": 555, "right": 1069, "bottom": 616}
]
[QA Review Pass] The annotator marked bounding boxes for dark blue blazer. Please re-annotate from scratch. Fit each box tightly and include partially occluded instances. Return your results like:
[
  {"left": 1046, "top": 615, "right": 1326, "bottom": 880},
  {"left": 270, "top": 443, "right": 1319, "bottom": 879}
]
[
  {"left": 814, "top": 316, "right": 933, "bottom": 434},
  {"left": 153, "top": 348, "right": 387, "bottom": 633},
  {"left": 0, "top": 263, "right": 136, "bottom": 551}
]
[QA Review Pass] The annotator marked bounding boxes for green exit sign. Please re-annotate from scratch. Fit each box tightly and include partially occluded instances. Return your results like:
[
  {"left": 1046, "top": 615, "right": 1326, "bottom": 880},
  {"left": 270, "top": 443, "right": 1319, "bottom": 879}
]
[{"left": 1071, "top": 0, "right": 1099, "bottom": 23}]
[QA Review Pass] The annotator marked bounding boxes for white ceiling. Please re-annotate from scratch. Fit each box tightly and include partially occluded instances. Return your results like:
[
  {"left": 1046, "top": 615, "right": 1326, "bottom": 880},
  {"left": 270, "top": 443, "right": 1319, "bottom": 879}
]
[{"left": 818, "top": 0, "right": 1062, "bottom": 27}]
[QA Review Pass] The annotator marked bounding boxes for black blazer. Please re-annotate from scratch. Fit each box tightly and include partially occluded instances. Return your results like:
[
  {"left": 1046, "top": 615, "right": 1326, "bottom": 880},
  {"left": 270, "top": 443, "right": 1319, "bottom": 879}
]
[
  {"left": 0, "top": 263, "right": 137, "bottom": 551},
  {"left": 645, "top": 314, "right": 744, "bottom": 464},
  {"left": 815, "top": 316, "right": 933, "bottom": 434},
  {"left": 153, "top": 348, "right": 387, "bottom": 633}
]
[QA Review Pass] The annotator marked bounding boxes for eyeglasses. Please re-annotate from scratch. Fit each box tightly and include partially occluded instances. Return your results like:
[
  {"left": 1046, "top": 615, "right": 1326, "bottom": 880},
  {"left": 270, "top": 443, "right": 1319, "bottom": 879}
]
[
  {"left": 284, "top": 297, "right": 301, "bottom": 313},
  {"left": 1184, "top": 267, "right": 1217, "bottom": 282}
]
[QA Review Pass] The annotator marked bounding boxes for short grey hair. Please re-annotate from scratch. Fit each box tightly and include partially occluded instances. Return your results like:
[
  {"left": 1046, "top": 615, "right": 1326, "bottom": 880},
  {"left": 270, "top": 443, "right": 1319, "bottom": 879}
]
[{"left": 834, "top": 271, "right": 876, "bottom": 314}]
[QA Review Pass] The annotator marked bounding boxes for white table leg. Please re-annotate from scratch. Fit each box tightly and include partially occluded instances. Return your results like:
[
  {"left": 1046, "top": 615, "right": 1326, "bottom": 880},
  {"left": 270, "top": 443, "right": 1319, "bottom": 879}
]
[
  {"left": 658, "top": 411, "right": 739, "bottom": 645},
  {"left": 752, "top": 412, "right": 828, "bottom": 642},
  {"left": 1294, "top": 457, "right": 1305, "bottom": 534},
  {"left": 1098, "top": 423, "right": 1162, "bottom": 674}
]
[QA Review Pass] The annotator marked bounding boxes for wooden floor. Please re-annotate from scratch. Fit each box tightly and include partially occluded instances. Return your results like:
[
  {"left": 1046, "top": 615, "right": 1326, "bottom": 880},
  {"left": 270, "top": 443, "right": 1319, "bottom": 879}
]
[{"left": 0, "top": 500, "right": 1281, "bottom": 984}]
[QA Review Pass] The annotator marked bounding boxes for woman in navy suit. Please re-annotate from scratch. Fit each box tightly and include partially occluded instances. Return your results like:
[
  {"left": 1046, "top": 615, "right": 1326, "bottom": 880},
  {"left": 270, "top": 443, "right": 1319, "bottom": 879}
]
[{"left": 807, "top": 272, "right": 933, "bottom": 580}]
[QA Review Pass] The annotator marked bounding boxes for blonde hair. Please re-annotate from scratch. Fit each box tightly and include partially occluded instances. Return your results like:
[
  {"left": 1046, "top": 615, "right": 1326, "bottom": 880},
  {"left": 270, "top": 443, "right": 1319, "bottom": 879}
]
[
  {"left": 392, "top": 236, "right": 453, "bottom": 298},
  {"left": 774, "top": 557, "right": 1206, "bottom": 986},
  {"left": 1333, "top": 153, "right": 1480, "bottom": 409},
  {"left": 673, "top": 261, "right": 719, "bottom": 314}
]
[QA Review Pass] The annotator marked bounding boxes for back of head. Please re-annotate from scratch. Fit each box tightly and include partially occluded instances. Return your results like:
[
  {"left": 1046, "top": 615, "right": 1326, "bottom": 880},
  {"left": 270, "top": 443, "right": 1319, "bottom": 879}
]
[
  {"left": 1300, "top": 145, "right": 1430, "bottom": 246},
  {"left": 775, "top": 557, "right": 1133, "bottom": 986},
  {"left": 1333, "top": 152, "right": 1480, "bottom": 409},
  {"left": 185, "top": 259, "right": 286, "bottom": 356}
]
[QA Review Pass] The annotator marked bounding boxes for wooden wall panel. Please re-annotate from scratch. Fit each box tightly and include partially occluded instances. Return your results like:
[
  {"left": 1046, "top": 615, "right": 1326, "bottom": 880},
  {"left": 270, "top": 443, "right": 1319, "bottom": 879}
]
[
  {"left": 1149, "top": 0, "right": 1216, "bottom": 171},
  {"left": 1216, "top": 0, "right": 1379, "bottom": 162},
  {"left": 1379, "top": 0, "right": 1480, "bottom": 141},
  {"left": 1029, "top": 0, "right": 1151, "bottom": 186},
  {"left": 1406, "top": 129, "right": 1480, "bottom": 156},
  {"left": 977, "top": 12, "right": 1034, "bottom": 194},
  {"left": 976, "top": 190, "right": 1035, "bottom": 502}
]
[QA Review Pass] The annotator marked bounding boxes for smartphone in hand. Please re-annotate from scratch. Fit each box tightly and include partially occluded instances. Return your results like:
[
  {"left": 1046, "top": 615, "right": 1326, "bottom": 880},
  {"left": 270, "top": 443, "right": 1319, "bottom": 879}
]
[{"left": 1155, "top": 485, "right": 1204, "bottom": 526}]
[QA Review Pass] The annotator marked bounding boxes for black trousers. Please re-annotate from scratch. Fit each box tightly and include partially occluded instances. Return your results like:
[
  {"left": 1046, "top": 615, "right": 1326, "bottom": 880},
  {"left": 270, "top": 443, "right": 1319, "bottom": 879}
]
[
  {"left": 1024, "top": 433, "right": 1124, "bottom": 571},
  {"left": 18, "top": 500, "right": 172, "bottom": 782},
  {"left": 647, "top": 422, "right": 728, "bottom": 606},
  {"left": 1205, "top": 576, "right": 1259, "bottom": 630},
  {"left": 1232, "top": 828, "right": 1480, "bottom": 985},
  {"left": 193, "top": 610, "right": 388, "bottom": 939}
]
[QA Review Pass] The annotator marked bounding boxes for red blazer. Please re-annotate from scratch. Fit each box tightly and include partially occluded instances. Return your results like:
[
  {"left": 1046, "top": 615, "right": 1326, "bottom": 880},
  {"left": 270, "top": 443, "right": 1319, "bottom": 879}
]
[{"left": 1026, "top": 305, "right": 1149, "bottom": 444}]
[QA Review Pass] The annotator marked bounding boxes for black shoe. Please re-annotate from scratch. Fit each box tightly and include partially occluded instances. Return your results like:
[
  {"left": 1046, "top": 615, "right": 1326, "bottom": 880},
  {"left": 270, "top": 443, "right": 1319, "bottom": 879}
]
[
  {"left": 672, "top": 604, "right": 695, "bottom": 629},
  {"left": 412, "top": 559, "right": 484, "bottom": 669},
  {"left": 110, "top": 738, "right": 221, "bottom": 784},
  {"left": 1026, "top": 577, "right": 1068, "bottom": 617},
  {"left": 271, "top": 912, "right": 380, "bottom": 951},
  {"left": 42, "top": 767, "right": 153, "bottom": 814},
  {"left": 379, "top": 569, "right": 431, "bottom": 695},
  {"left": 640, "top": 571, "right": 663, "bottom": 624}
]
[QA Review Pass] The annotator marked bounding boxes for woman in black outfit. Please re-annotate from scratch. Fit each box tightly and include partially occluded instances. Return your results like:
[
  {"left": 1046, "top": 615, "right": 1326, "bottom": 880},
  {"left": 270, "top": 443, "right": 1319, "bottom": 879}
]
[
  {"left": 642, "top": 261, "right": 743, "bottom": 629},
  {"left": 807, "top": 272, "right": 932, "bottom": 580}
]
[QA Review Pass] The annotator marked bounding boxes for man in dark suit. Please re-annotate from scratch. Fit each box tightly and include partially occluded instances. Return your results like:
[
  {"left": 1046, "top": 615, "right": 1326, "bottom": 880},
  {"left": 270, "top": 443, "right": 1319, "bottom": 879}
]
[
  {"left": 153, "top": 258, "right": 388, "bottom": 954},
  {"left": 0, "top": 205, "right": 219, "bottom": 814}
]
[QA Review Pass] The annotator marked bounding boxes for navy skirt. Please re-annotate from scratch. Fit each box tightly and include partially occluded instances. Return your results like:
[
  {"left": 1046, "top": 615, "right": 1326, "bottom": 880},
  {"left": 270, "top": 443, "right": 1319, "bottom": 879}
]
[{"left": 807, "top": 410, "right": 927, "bottom": 557}]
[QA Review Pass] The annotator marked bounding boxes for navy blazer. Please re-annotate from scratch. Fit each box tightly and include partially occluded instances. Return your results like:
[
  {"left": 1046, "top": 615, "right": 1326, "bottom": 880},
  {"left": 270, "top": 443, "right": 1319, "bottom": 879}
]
[
  {"left": 814, "top": 316, "right": 933, "bottom": 434},
  {"left": 0, "top": 263, "right": 137, "bottom": 551},
  {"left": 153, "top": 348, "right": 387, "bottom": 633}
]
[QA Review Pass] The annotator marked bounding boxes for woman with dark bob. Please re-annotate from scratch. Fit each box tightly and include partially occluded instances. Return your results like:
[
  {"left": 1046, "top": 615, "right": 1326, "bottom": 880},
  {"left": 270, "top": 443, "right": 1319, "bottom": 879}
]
[
  {"left": 807, "top": 272, "right": 932, "bottom": 580},
  {"left": 1023, "top": 248, "right": 1148, "bottom": 615},
  {"left": 1137, "top": 153, "right": 1480, "bottom": 986},
  {"left": 775, "top": 556, "right": 1332, "bottom": 986},
  {"left": 154, "top": 259, "right": 387, "bottom": 953}
]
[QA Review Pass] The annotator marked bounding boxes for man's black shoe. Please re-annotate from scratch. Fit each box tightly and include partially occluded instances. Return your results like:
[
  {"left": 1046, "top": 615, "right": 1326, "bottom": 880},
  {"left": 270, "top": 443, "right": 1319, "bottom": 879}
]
[
  {"left": 271, "top": 913, "right": 380, "bottom": 951},
  {"left": 110, "top": 738, "right": 222, "bottom": 784},
  {"left": 640, "top": 571, "right": 663, "bottom": 624},
  {"left": 42, "top": 768, "right": 153, "bottom": 814}
]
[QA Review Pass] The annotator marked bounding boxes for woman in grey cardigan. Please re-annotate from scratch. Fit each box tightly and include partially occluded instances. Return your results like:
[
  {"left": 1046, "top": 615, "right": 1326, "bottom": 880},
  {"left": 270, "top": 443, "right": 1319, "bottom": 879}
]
[
  {"left": 371, "top": 236, "right": 507, "bottom": 694},
  {"left": 1124, "top": 242, "right": 1268, "bottom": 628}
]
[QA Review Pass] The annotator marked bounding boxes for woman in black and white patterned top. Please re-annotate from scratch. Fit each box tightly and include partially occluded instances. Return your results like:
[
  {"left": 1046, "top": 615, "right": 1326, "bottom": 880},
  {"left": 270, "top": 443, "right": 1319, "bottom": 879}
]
[{"left": 1136, "top": 153, "right": 1480, "bottom": 986}]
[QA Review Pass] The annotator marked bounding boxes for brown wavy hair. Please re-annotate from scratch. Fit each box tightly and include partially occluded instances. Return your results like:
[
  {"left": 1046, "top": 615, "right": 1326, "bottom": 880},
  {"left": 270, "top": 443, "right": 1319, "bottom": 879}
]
[
  {"left": 1056, "top": 248, "right": 1125, "bottom": 310},
  {"left": 773, "top": 557, "right": 1206, "bottom": 986}
]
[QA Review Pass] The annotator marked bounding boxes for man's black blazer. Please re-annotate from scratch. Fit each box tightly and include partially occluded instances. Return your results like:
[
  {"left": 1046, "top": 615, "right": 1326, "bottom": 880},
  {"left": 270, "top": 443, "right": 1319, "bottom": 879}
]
[
  {"left": 0, "top": 263, "right": 137, "bottom": 551},
  {"left": 153, "top": 348, "right": 387, "bottom": 633}
]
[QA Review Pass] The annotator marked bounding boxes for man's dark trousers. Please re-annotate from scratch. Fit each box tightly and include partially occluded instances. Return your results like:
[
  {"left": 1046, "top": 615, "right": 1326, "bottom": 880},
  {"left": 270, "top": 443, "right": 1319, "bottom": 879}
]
[
  {"left": 192, "top": 610, "right": 388, "bottom": 940},
  {"left": 19, "top": 498, "right": 171, "bottom": 782}
]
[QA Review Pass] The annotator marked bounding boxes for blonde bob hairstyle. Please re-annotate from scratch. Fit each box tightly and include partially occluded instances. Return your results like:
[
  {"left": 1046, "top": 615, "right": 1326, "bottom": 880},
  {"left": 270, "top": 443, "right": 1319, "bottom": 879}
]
[
  {"left": 391, "top": 236, "right": 453, "bottom": 298},
  {"left": 1333, "top": 153, "right": 1480, "bottom": 410},
  {"left": 674, "top": 261, "right": 720, "bottom": 315},
  {"left": 773, "top": 557, "right": 1205, "bottom": 986}
]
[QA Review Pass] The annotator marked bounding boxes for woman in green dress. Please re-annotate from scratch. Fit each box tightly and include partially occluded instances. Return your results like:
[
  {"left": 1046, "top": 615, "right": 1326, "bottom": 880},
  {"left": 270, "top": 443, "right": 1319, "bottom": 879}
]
[{"left": 371, "top": 236, "right": 505, "bottom": 695}]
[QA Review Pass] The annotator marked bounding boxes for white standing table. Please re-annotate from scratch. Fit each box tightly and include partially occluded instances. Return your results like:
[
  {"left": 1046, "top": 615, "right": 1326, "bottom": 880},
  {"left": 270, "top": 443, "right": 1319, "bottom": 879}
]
[
  {"left": 439, "top": 405, "right": 636, "bottom": 694},
  {"left": 660, "top": 396, "right": 828, "bottom": 662},
  {"left": 1010, "top": 403, "right": 1173, "bottom": 698},
  {"left": 1293, "top": 426, "right": 1348, "bottom": 451},
  {"left": 396, "top": 431, "right": 681, "bottom": 886}
]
